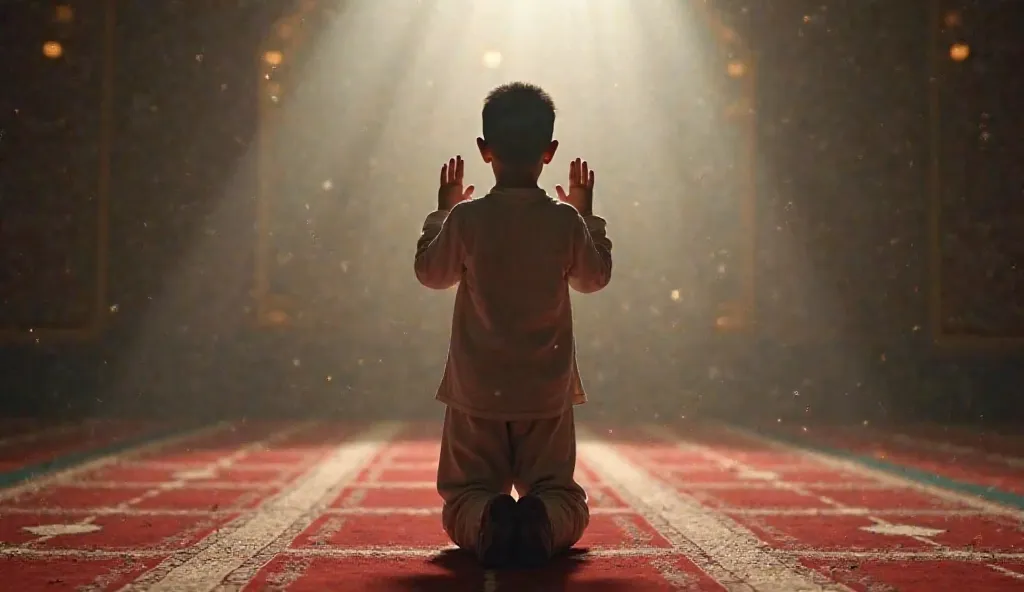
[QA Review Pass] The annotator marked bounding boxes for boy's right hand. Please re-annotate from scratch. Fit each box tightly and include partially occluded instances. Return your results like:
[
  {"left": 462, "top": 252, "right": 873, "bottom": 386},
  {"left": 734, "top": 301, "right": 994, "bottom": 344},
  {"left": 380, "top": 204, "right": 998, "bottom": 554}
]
[
  {"left": 438, "top": 155, "right": 475, "bottom": 211},
  {"left": 555, "top": 158, "right": 595, "bottom": 216}
]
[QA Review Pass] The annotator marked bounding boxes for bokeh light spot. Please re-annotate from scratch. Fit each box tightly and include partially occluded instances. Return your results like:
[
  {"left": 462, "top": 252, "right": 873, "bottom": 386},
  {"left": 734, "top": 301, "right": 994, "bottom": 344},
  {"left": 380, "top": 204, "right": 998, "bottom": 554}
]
[
  {"left": 42, "top": 41, "right": 63, "bottom": 59},
  {"left": 54, "top": 5, "right": 74, "bottom": 23},
  {"left": 482, "top": 51, "right": 502, "bottom": 69},
  {"left": 949, "top": 43, "right": 970, "bottom": 62},
  {"left": 264, "top": 50, "right": 284, "bottom": 66}
]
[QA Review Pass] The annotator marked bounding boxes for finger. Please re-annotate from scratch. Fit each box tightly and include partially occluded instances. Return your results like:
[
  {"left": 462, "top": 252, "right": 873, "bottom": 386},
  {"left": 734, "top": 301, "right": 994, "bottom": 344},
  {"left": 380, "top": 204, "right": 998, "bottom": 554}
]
[
  {"left": 587, "top": 169, "right": 595, "bottom": 189},
  {"left": 574, "top": 158, "right": 583, "bottom": 185},
  {"left": 569, "top": 159, "right": 577, "bottom": 186},
  {"left": 463, "top": 185, "right": 474, "bottom": 200},
  {"left": 440, "top": 163, "right": 448, "bottom": 185},
  {"left": 581, "top": 161, "right": 589, "bottom": 187},
  {"left": 455, "top": 155, "right": 464, "bottom": 182},
  {"left": 555, "top": 185, "right": 567, "bottom": 201},
  {"left": 447, "top": 158, "right": 456, "bottom": 183}
]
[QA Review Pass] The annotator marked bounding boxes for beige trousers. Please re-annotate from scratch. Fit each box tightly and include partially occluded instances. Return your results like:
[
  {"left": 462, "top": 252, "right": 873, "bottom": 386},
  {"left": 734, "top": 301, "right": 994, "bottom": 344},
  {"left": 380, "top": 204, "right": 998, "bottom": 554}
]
[{"left": 436, "top": 406, "right": 589, "bottom": 553}]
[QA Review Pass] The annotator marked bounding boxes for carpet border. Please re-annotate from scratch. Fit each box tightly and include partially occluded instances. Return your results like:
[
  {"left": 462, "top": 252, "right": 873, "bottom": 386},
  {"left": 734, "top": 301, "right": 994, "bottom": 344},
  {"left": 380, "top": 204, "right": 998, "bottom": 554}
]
[
  {"left": 0, "top": 422, "right": 218, "bottom": 491},
  {"left": 731, "top": 425, "right": 1024, "bottom": 511}
]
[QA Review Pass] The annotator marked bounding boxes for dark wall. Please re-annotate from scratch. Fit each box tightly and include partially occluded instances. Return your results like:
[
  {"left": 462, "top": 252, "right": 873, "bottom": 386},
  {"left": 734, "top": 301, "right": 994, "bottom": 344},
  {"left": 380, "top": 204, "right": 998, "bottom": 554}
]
[{"left": 1, "top": 0, "right": 1021, "bottom": 424}]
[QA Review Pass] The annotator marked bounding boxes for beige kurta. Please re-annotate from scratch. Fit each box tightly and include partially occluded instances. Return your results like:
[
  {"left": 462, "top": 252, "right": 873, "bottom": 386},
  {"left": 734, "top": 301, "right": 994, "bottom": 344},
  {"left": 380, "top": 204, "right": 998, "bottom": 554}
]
[{"left": 414, "top": 187, "right": 613, "bottom": 421}]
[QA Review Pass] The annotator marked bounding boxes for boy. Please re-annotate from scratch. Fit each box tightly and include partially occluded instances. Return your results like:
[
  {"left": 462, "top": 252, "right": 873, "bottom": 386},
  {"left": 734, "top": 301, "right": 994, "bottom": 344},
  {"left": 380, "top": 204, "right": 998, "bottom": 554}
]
[{"left": 413, "top": 82, "right": 613, "bottom": 568}]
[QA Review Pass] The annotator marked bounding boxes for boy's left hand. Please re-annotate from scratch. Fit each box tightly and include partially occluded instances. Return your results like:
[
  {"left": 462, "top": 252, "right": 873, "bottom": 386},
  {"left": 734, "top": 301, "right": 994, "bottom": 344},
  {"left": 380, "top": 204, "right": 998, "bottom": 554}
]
[{"left": 438, "top": 156, "right": 475, "bottom": 211}]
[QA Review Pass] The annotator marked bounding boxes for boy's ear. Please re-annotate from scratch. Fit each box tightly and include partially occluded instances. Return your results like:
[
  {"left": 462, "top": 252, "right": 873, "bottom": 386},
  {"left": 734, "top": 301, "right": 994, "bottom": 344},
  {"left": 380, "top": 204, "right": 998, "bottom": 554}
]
[
  {"left": 476, "top": 137, "right": 492, "bottom": 164},
  {"left": 542, "top": 139, "right": 559, "bottom": 164}
]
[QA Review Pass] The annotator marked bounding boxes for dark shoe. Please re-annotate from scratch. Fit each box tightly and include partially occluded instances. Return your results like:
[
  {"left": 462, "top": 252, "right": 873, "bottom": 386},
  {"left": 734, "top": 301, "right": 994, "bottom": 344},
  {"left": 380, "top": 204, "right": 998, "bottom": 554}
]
[
  {"left": 477, "top": 493, "right": 518, "bottom": 568},
  {"left": 515, "top": 494, "right": 553, "bottom": 567}
]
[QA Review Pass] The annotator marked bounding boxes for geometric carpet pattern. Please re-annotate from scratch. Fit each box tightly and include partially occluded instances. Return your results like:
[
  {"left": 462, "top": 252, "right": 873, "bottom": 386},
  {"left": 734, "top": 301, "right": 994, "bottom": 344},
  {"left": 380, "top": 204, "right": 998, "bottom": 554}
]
[{"left": 1, "top": 420, "right": 1022, "bottom": 591}]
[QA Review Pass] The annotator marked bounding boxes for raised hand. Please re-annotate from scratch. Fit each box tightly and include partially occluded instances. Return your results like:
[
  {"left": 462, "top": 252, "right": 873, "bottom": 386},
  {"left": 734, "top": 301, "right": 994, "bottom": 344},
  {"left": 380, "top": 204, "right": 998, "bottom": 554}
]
[
  {"left": 555, "top": 158, "right": 595, "bottom": 216},
  {"left": 437, "top": 155, "right": 475, "bottom": 211}
]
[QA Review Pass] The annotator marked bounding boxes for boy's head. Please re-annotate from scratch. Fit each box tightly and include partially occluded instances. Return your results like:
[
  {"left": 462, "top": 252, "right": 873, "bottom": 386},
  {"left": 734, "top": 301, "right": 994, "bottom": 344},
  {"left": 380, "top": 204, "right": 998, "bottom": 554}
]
[{"left": 477, "top": 82, "right": 558, "bottom": 182}]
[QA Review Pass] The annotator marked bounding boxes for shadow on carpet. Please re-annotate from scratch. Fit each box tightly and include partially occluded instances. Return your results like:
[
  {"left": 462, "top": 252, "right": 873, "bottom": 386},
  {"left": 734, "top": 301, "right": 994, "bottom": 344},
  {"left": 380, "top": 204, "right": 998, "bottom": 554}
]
[{"left": 383, "top": 548, "right": 636, "bottom": 591}]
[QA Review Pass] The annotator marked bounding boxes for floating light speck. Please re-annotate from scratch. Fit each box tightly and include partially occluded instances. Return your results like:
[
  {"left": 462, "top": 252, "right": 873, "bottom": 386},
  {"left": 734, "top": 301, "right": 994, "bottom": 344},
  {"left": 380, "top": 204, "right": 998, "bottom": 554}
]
[
  {"left": 54, "top": 5, "right": 74, "bottom": 23},
  {"left": 42, "top": 41, "right": 63, "bottom": 59},
  {"left": 482, "top": 51, "right": 502, "bottom": 69},
  {"left": 266, "top": 310, "right": 289, "bottom": 325},
  {"left": 264, "top": 50, "right": 283, "bottom": 66},
  {"left": 949, "top": 43, "right": 970, "bottom": 62}
]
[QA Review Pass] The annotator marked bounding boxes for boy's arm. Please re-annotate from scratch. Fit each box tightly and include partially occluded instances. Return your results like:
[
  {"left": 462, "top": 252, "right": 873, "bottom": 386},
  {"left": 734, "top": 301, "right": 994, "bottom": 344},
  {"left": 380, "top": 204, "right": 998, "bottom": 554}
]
[
  {"left": 414, "top": 206, "right": 465, "bottom": 290},
  {"left": 568, "top": 213, "right": 612, "bottom": 293}
]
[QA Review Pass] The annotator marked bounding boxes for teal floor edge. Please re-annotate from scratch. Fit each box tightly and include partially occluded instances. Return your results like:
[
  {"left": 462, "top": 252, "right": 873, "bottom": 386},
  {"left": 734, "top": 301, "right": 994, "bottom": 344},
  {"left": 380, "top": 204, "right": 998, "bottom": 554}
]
[
  {"left": 755, "top": 429, "right": 1024, "bottom": 511},
  {"left": 0, "top": 423, "right": 210, "bottom": 490},
  {"left": 5, "top": 420, "right": 1022, "bottom": 512}
]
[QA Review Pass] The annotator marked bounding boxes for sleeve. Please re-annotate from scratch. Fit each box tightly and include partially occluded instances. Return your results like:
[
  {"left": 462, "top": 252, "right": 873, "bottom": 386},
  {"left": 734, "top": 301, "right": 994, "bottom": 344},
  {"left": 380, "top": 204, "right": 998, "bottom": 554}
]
[
  {"left": 413, "top": 206, "right": 465, "bottom": 290},
  {"left": 568, "top": 213, "right": 613, "bottom": 294}
]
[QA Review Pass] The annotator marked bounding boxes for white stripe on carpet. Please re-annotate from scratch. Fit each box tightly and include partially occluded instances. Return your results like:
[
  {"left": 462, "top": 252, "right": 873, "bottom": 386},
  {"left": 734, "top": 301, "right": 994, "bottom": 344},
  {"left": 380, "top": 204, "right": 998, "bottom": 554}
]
[
  {"left": 579, "top": 425, "right": 851, "bottom": 592},
  {"left": 123, "top": 421, "right": 403, "bottom": 592}
]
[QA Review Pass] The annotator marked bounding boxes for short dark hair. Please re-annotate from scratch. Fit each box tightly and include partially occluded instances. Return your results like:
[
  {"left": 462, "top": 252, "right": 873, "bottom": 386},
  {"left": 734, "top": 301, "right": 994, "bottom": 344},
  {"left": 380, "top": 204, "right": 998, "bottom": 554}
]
[{"left": 481, "top": 82, "right": 556, "bottom": 166}]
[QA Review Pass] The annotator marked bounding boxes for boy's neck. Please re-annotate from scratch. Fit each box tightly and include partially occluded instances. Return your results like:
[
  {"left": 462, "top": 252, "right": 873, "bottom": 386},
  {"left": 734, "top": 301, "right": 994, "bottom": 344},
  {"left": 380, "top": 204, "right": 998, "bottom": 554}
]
[
  {"left": 493, "top": 172, "right": 540, "bottom": 190},
  {"left": 492, "top": 163, "right": 541, "bottom": 190},
  {"left": 493, "top": 179, "right": 540, "bottom": 190}
]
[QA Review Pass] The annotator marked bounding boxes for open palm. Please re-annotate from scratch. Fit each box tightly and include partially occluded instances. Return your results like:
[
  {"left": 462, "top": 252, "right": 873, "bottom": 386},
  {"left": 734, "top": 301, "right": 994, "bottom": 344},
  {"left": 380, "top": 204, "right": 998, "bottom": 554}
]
[
  {"left": 437, "top": 155, "right": 475, "bottom": 210},
  {"left": 555, "top": 158, "right": 594, "bottom": 216}
]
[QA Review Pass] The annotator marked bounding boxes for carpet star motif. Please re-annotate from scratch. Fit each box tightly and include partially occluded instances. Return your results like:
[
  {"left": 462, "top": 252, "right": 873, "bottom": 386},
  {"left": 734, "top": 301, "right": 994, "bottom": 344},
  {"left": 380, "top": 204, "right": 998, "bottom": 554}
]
[
  {"left": 23, "top": 523, "right": 102, "bottom": 536},
  {"left": 860, "top": 523, "right": 946, "bottom": 538}
]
